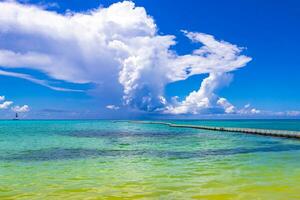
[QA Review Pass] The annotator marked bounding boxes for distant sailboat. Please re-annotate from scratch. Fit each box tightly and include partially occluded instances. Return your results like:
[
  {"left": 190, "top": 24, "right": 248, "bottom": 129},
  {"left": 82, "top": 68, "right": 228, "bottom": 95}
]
[{"left": 13, "top": 112, "right": 19, "bottom": 120}]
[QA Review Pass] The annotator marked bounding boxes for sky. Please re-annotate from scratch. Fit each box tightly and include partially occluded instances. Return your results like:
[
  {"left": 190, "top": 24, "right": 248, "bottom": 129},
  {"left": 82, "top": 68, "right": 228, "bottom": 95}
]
[{"left": 0, "top": 0, "right": 299, "bottom": 119}]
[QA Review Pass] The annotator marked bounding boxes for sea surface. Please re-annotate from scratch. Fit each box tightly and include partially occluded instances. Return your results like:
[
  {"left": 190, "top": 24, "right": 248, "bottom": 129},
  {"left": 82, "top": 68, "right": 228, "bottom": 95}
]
[{"left": 1, "top": 120, "right": 300, "bottom": 199}]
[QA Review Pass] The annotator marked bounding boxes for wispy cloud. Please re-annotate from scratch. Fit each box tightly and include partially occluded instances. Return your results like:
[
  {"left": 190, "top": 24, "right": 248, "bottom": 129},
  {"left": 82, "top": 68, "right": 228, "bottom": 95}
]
[{"left": 0, "top": 69, "right": 83, "bottom": 92}]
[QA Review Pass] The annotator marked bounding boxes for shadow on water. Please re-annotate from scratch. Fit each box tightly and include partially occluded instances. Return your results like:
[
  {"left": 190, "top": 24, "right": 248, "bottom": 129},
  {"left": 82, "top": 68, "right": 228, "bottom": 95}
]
[
  {"left": 59, "top": 131, "right": 291, "bottom": 144},
  {"left": 3, "top": 144, "right": 300, "bottom": 162},
  {"left": 58, "top": 130, "right": 196, "bottom": 138}
]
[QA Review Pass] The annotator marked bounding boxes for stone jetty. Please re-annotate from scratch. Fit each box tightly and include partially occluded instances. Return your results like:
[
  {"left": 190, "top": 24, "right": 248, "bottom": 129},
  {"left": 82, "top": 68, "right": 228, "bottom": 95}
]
[{"left": 129, "top": 121, "right": 300, "bottom": 139}]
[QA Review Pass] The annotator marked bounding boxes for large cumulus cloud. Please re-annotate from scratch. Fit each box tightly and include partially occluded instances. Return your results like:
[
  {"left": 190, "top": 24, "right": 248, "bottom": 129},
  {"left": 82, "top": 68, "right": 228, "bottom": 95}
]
[{"left": 0, "top": 1, "right": 252, "bottom": 114}]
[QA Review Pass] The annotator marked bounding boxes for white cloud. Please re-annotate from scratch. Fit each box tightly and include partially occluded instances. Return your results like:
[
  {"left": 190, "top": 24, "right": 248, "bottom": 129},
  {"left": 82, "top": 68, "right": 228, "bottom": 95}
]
[
  {"left": 244, "top": 104, "right": 251, "bottom": 109},
  {"left": 0, "top": 1, "right": 252, "bottom": 114},
  {"left": 106, "top": 105, "right": 120, "bottom": 110},
  {"left": 165, "top": 73, "right": 235, "bottom": 114},
  {"left": 284, "top": 111, "right": 300, "bottom": 117},
  {"left": 248, "top": 110, "right": 300, "bottom": 117},
  {"left": 0, "top": 94, "right": 30, "bottom": 113},
  {"left": 12, "top": 105, "right": 30, "bottom": 113},
  {"left": 237, "top": 104, "right": 261, "bottom": 115},
  {"left": 0, "top": 95, "right": 13, "bottom": 109},
  {"left": 217, "top": 97, "right": 236, "bottom": 114},
  {"left": 0, "top": 101, "right": 13, "bottom": 109},
  {"left": 250, "top": 108, "right": 261, "bottom": 114}
]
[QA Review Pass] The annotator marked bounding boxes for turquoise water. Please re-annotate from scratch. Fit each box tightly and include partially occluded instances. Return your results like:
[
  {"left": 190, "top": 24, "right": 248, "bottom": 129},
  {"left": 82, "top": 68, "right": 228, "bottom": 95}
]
[{"left": 1, "top": 120, "right": 300, "bottom": 199}]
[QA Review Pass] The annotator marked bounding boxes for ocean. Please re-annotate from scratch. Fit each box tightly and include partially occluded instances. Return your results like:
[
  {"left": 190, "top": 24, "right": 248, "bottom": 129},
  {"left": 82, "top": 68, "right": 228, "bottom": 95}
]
[{"left": 1, "top": 120, "right": 300, "bottom": 199}]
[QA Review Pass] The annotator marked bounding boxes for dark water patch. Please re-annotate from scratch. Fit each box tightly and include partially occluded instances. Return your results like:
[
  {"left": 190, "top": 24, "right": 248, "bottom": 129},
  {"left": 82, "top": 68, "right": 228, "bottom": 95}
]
[
  {"left": 254, "top": 140, "right": 282, "bottom": 145},
  {"left": 3, "top": 148, "right": 143, "bottom": 162},
  {"left": 3, "top": 144, "right": 300, "bottom": 162},
  {"left": 150, "top": 144, "right": 300, "bottom": 159},
  {"left": 206, "top": 145, "right": 300, "bottom": 157},
  {"left": 58, "top": 130, "right": 195, "bottom": 139},
  {"left": 119, "top": 143, "right": 131, "bottom": 147}
]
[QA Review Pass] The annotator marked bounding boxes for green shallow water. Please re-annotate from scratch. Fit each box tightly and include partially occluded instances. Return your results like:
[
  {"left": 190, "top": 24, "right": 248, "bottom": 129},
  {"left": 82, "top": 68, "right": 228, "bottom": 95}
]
[{"left": 1, "top": 120, "right": 300, "bottom": 199}]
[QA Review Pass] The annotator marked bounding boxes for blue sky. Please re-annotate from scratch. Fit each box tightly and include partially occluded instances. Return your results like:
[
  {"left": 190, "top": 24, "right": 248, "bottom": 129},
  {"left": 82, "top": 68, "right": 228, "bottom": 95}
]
[{"left": 0, "top": 0, "right": 299, "bottom": 119}]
